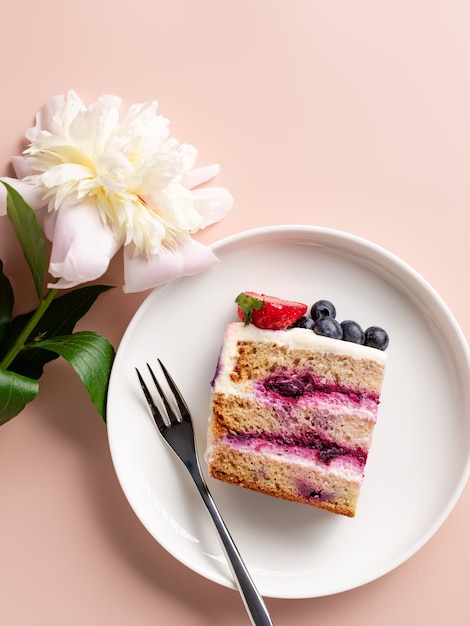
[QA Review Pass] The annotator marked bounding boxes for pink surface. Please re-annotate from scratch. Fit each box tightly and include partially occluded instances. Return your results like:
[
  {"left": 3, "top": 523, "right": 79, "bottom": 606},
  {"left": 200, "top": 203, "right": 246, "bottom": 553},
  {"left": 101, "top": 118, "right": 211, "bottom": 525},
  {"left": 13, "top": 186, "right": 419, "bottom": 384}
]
[{"left": 0, "top": 1, "right": 469, "bottom": 624}]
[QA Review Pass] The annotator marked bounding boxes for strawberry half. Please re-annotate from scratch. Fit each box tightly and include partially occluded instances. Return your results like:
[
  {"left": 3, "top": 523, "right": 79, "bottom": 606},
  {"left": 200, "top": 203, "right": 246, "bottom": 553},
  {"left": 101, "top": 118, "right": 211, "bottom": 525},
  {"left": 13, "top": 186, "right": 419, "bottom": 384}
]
[{"left": 235, "top": 291, "right": 307, "bottom": 330}]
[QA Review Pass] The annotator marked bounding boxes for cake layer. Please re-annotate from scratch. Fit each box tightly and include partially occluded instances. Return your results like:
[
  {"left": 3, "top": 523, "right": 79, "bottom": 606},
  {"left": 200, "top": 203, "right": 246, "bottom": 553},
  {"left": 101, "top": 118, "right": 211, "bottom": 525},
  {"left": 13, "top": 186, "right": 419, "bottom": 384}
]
[
  {"left": 212, "top": 361, "right": 380, "bottom": 448},
  {"left": 212, "top": 391, "right": 375, "bottom": 449},
  {"left": 208, "top": 433, "right": 362, "bottom": 517},
  {"left": 214, "top": 323, "right": 387, "bottom": 394},
  {"left": 210, "top": 422, "right": 368, "bottom": 469},
  {"left": 213, "top": 392, "right": 376, "bottom": 443}
]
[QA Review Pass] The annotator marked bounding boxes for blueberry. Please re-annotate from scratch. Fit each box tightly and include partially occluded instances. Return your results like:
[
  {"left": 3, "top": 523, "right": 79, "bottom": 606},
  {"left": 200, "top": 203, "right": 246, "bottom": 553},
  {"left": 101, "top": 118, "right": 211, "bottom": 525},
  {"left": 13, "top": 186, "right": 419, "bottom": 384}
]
[
  {"left": 364, "top": 326, "right": 389, "bottom": 350},
  {"left": 313, "top": 316, "right": 343, "bottom": 339},
  {"left": 340, "top": 320, "right": 365, "bottom": 344},
  {"left": 311, "top": 300, "right": 336, "bottom": 320},
  {"left": 290, "top": 316, "right": 316, "bottom": 330}
]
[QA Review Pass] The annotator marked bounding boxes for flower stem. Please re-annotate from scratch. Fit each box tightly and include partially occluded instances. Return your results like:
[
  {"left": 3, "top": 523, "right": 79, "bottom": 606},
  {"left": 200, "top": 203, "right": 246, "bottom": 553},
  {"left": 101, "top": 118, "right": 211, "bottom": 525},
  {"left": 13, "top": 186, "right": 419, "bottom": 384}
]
[{"left": 0, "top": 288, "right": 59, "bottom": 370}]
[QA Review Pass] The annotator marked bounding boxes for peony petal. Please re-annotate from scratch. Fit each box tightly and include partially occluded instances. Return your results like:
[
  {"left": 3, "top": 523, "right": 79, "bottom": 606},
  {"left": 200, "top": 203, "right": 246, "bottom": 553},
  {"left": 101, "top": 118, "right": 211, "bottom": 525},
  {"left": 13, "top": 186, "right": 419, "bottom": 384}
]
[
  {"left": 191, "top": 187, "right": 234, "bottom": 226},
  {"left": 0, "top": 177, "right": 47, "bottom": 215},
  {"left": 98, "top": 94, "right": 122, "bottom": 110},
  {"left": 12, "top": 156, "right": 33, "bottom": 178},
  {"left": 123, "top": 238, "right": 219, "bottom": 293},
  {"left": 182, "top": 164, "right": 220, "bottom": 189},
  {"left": 36, "top": 205, "right": 57, "bottom": 241},
  {"left": 39, "top": 94, "right": 66, "bottom": 132},
  {"left": 25, "top": 94, "right": 66, "bottom": 143},
  {"left": 47, "top": 199, "right": 120, "bottom": 288}
]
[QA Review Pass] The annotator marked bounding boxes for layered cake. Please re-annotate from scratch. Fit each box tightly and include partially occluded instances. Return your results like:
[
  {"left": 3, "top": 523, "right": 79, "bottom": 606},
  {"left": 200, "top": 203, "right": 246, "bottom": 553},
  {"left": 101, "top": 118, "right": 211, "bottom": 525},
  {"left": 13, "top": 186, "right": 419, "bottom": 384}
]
[{"left": 206, "top": 292, "right": 388, "bottom": 517}]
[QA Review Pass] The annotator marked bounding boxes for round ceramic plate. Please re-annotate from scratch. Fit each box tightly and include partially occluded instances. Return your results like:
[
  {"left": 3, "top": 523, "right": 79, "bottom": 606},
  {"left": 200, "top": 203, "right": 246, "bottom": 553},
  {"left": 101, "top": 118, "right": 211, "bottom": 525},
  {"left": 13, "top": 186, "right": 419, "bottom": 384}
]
[{"left": 107, "top": 225, "right": 470, "bottom": 599}]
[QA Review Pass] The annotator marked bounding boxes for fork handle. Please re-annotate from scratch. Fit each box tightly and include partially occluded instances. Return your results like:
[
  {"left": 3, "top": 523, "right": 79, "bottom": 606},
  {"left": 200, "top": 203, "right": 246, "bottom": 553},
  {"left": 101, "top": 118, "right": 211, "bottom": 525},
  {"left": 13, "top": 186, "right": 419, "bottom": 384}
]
[{"left": 191, "top": 472, "right": 274, "bottom": 626}]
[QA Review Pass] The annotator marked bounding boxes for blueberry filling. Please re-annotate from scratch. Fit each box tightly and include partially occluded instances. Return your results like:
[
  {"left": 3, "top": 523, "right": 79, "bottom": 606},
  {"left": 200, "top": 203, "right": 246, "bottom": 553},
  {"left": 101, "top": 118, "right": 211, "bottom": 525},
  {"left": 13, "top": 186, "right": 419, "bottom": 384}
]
[
  {"left": 295, "top": 479, "right": 334, "bottom": 502},
  {"left": 262, "top": 370, "right": 378, "bottom": 403},
  {"left": 227, "top": 431, "right": 367, "bottom": 466},
  {"left": 309, "top": 490, "right": 323, "bottom": 499}
]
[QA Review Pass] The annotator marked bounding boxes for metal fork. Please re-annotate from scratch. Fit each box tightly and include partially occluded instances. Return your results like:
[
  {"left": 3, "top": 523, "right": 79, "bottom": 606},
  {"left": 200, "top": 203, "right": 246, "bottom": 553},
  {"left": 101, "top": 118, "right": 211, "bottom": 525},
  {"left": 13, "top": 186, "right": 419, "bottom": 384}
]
[{"left": 136, "top": 360, "right": 274, "bottom": 626}]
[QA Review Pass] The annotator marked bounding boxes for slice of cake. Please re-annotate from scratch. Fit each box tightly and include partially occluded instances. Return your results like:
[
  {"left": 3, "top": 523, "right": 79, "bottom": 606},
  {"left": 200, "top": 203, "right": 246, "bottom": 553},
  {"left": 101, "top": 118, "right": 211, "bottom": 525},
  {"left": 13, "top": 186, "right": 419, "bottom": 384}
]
[{"left": 206, "top": 293, "right": 388, "bottom": 517}]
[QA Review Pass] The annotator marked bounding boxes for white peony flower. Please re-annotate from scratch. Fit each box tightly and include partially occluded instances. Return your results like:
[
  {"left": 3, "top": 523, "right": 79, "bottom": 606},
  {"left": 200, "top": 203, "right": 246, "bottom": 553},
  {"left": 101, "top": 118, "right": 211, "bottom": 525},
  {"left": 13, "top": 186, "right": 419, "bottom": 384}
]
[{"left": 0, "top": 90, "right": 233, "bottom": 292}]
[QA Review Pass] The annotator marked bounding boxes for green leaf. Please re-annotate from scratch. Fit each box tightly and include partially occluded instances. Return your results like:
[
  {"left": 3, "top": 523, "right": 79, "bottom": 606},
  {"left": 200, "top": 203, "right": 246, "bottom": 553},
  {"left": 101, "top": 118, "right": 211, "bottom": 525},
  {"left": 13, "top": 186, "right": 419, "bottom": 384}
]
[
  {"left": 0, "top": 368, "right": 39, "bottom": 425},
  {"left": 234, "top": 292, "right": 264, "bottom": 325},
  {"left": 0, "top": 260, "right": 14, "bottom": 347},
  {"left": 35, "top": 331, "right": 115, "bottom": 420},
  {"left": 0, "top": 284, "right": 113, "bottom": 379},
  {"left": 2, "top": 181, "right": 47, "bottom": 301}
]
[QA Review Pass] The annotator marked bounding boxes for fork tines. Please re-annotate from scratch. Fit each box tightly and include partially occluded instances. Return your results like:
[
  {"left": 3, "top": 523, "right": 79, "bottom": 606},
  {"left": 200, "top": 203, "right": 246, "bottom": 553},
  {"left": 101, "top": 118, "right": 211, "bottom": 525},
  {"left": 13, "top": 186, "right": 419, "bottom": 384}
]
[{"left": 135, "top": 360, "right": 190, "bottom": 432}]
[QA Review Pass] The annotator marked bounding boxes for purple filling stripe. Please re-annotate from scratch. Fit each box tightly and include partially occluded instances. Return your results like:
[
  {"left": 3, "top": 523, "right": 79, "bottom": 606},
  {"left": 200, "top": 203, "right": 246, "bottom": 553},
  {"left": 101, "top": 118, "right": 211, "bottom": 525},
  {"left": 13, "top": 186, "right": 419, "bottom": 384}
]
[
  {"left": 261, "top": 369, "right": 379, "bottom": 404},
  {"left": 226, "top": 431, "right": 368, "bottom": 467}
]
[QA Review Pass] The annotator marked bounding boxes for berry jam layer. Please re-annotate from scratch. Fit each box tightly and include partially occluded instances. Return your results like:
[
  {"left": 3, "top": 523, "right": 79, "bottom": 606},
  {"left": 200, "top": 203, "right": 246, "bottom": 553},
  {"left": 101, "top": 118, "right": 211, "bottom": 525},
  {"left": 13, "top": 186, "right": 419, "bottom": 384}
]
[
  {"left": 259, "top": 368, "right": 380, "bottom": 404},
  {"left": 223, "top": 430, "right": 367, "bottom": 471}
]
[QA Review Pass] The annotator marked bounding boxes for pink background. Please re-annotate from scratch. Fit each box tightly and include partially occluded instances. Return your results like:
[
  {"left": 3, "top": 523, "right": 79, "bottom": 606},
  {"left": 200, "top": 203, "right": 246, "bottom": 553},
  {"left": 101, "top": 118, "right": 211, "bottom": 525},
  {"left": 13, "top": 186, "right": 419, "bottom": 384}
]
[{"left": 1, "top": 1, "right": 469, "bottom": 624}]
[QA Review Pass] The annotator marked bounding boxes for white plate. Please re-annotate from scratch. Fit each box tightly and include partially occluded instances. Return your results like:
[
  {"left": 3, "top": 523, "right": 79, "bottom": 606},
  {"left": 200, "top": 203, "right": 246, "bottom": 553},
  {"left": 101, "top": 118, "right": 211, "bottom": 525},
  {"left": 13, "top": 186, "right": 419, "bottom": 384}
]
[{"left": 107, "top": 225, "right": 470, "bottom": 599}]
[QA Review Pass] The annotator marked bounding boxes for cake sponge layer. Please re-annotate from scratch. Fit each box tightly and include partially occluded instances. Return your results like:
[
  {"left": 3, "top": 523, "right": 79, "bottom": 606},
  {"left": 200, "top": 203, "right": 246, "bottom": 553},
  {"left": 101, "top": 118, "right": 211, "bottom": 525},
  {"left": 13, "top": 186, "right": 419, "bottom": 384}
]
[
  {"left": 212, "top": 387, "right": 378, "bottom": 449},
  {"left": 208, "top": 431, "right": 362, "bottom": 517}
]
